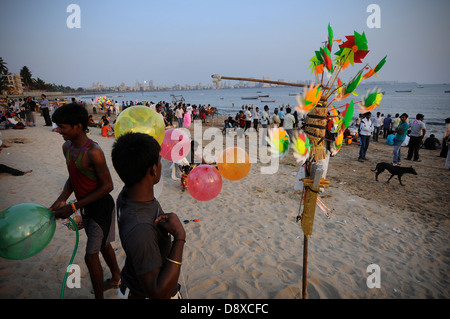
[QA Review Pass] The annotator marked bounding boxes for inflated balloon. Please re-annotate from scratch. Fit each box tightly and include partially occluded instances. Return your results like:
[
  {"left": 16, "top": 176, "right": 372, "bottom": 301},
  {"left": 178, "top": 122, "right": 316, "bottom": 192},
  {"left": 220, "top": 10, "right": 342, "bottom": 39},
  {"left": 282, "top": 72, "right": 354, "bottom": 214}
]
[
  {"left": 187, "top": 165, "right": 222, "bottom": 201},
  {"left": 268, "top": 127, "right": 290, "bottom": 159},
  {"left": 160, "top": 129, "right": 191, "bottom": 162},
  {"left": 114, "top": 105, "right": 165, "bottom": 144},
  {"left": 217, "top": 147, "right": 251, "bottom": 181},
  {"left": 0, "top": 203, "right": 56, "bottom": 260},
  {"left": 183, "top": 113, "right": 191, "bottom": 128}
]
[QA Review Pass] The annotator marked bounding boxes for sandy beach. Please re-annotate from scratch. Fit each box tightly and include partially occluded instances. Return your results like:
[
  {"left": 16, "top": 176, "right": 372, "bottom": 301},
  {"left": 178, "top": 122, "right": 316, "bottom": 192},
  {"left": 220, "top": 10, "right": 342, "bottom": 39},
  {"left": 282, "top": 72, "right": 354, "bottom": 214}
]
[{"left": 0, "top": 111, "right": 449, "bottom": 299}]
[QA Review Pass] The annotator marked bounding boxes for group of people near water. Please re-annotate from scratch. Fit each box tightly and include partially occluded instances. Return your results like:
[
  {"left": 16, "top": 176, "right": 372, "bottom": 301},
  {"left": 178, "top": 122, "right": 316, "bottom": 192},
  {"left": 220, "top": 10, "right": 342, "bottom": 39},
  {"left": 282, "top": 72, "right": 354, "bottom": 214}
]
[{"left": 353, "top": 111, "right": 450, "bottom": 169}]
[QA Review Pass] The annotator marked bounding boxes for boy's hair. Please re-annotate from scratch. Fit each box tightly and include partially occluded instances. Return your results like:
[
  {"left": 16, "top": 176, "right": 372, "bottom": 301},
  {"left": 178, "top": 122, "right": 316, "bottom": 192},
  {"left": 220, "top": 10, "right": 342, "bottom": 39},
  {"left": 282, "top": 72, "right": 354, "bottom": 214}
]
[
  {"left": 52, "top": 103, "right": 89, "bottom": 131},
  {"left": 112, "top": 132, "right": 161, "bottom": 187}
]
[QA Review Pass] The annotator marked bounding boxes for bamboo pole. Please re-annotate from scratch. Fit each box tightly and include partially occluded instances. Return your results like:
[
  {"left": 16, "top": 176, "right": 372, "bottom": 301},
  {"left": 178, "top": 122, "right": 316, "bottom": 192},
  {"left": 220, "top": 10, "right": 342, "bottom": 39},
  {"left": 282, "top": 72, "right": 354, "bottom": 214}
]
[
  {"left": 302, "top": 234, "right": 309, "bottom": 299},
  {"left": 211, "top": 74, "right": 319, "bottom": 88},
  {"left": 301, "top": 163, "right": 323, "bottom": 299}
]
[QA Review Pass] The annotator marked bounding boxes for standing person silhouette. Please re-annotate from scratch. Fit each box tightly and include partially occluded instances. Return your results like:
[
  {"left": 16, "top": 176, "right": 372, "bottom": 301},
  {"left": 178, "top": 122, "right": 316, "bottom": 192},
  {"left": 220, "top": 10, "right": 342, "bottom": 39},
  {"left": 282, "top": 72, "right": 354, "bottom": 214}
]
[{"left": 50, "top": 103, "right": 121, "bottom": 299}]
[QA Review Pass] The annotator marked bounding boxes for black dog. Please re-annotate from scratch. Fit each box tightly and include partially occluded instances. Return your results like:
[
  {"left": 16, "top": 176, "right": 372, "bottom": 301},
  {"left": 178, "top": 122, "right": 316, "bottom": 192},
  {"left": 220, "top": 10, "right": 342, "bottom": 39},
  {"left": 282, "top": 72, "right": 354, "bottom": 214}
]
[{"left": 371, "top": 162, "right": 417, "bottom": 186}]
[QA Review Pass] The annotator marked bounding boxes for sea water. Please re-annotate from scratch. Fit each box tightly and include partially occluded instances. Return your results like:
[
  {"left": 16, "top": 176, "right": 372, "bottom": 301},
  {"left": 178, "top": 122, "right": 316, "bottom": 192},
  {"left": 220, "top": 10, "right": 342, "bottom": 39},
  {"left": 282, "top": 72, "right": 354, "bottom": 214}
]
[{"left": 74, "top": 83, "right": 450, "bottom": 137}]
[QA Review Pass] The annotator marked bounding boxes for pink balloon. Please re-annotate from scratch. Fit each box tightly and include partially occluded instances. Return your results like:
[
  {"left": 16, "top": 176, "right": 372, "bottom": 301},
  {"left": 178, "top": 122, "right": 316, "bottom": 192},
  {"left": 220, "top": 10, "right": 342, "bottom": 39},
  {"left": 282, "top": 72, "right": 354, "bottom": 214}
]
[
  {"left": 187, "top": 165, "right": 222, "bottom": 201},
  {"left": 160, "top": 129, "right": 191, "bottom": 161},
  {"left": 184, "top": 113, "right": 191, "bottom": 128}
]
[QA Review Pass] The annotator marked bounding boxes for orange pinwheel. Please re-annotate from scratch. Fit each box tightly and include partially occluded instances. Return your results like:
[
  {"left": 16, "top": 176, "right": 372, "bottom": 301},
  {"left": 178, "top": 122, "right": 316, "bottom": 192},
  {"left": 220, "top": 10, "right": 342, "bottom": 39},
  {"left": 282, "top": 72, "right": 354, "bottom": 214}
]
[{"left": 295, "top": 83, "right": 323, "bottom": 114}]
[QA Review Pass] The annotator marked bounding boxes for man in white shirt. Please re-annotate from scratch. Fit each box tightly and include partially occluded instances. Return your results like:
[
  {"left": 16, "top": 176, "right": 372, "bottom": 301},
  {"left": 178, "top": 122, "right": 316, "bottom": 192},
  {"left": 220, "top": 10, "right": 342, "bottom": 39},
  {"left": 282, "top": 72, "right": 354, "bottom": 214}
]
[
  {"left": 283, "top": 107, "right": 295, "bottom": 141},
  {"left": 407, "top": 113, "right": 426, "bottom": 162},
  {"left": 358, "top": 112, "right": 374, "bottom": 162},
  {"left": 373, "top": 112, "right": 382, "bottom": 142},
  {"left": 252, "top": 107, "right": 260, "bottom": 131},
  {"left": 244, "top": 106, "right": 252, "bottom": 132},
  {"left": 175, "top": 105, "right": 184, "bottom": 128},
  {"left": 114, "top": 101, "right": 121, "bottom": 116},
  {"left": 260, "top": 105, "right": 270, "bottom": 146}
]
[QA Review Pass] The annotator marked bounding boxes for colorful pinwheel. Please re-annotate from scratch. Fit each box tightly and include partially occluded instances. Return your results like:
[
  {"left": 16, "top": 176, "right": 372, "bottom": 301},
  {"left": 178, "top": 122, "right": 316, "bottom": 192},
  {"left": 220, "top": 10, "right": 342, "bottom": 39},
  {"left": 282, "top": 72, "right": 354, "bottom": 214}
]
[
  {"left": 363, "top": 55, "right": 387, "bottom": 80},
  {"left": 295, "top": 83, "right": 323, "bottom": 114},
  {"left": 292, "top": 131, "right": 312, "bottom": 164},
  {"left": 268, "top": 127, "right": 290, "bottom": 159},
  {"left": 358, "top": 88, "right": 383, "bottom": 112},
  {"left": 335, "top": 31, "right": 370, "bottom": 66}
]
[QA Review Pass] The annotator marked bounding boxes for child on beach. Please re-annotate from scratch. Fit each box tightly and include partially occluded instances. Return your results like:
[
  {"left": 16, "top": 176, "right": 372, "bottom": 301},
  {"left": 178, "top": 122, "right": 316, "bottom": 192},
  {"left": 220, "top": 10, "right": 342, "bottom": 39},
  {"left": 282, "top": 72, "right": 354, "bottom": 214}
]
[
  {"left": 111, "top": 132, "right": 186, "bottom": 299},
  {"left": 101, "top": 119, "right": 115, "bottom": 137},
  {"left": 50, "top": 103, "right": 121, "bottom": 299},
  {"left": 180, "top": 165, "right": 192, "bottom": 192}
]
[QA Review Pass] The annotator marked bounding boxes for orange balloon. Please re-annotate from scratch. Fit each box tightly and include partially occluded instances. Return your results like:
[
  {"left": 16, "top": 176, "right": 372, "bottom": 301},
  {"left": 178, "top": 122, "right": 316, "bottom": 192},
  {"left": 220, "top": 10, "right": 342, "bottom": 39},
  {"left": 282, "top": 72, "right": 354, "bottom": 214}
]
[{"left": 217, "top": 147, "right": 251, "bottom": 181}]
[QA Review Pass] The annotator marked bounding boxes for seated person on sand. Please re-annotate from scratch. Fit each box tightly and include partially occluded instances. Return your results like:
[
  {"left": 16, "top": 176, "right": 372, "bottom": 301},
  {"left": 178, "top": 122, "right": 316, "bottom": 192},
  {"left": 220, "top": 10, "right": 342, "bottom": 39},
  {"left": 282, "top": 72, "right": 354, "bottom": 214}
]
[
  {"left": 423, "top": 134, "right": 442, "bottom": 150},
  {"left": 101, "top": 119, "right": 115, "bottom": 137},
  {"left": 97, "top": 115, "right": 107, "bottom": 128},
  {"left": 88, "top": 115, "right": 97, "bottom": 127},
  {"left": 0, "top": 115, "right": 13, "bottom": 129}
]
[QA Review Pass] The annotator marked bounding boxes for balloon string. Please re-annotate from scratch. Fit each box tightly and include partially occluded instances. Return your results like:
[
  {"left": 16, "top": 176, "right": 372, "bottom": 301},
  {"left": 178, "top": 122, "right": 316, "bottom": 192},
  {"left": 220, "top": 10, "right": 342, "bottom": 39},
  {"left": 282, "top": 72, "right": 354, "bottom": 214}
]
[{"left": 60, "top": 216, "right": 79, "bottom": 299}]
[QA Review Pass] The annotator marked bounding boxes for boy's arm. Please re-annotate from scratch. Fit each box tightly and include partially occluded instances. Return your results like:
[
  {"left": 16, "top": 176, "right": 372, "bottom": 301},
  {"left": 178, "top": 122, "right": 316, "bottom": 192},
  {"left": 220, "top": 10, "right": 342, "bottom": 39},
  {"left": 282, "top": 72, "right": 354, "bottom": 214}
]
[
  {"left": 50, "top": 142, "right": 74, "bottom": 218},
  {"left": 138, "top": 213, "right": 186, "bottom": 299}
]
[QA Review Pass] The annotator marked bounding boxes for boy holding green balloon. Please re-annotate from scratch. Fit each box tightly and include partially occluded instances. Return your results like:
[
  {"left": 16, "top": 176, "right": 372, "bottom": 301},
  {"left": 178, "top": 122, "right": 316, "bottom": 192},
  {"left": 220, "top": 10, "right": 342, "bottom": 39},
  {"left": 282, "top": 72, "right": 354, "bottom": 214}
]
[{"left": 50, "top": 103, "right": 121, "bottom": 299}]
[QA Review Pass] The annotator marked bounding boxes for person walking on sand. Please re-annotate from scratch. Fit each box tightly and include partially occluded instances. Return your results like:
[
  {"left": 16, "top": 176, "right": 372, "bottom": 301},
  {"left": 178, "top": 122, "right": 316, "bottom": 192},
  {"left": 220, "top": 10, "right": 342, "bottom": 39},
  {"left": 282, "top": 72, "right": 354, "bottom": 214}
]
[
  {"left": 358, "top": 112, "right": 374, "bottom": 162},
  {"left": 23, "top": 96, "right": 35, "bottom": 127},
  {"left": 50, "top": 103, "right": 121, "bottom": 299},
  {"left": 112, "top": 132, "right": 186, "bottom": 299},
  {"left": 391, "top": 113, "right": 400, "bottom": 132},
  {"left": 407, "top": 113, "right": 426, "bottom": 162},
  {"left": 373, "top": 112, "right": 381, "bottom": 142},
  {"left": 261, "top": 105, "right": 270, "bottom": 146},
  {"left": 39, "top": 94, "right": 52, "bottom": 126},
  {"left": 383, "top": 114, "right": 392, "bottom": 138},
  {"left": 392, "top": 113, "right": 409, "bottom": 166}
]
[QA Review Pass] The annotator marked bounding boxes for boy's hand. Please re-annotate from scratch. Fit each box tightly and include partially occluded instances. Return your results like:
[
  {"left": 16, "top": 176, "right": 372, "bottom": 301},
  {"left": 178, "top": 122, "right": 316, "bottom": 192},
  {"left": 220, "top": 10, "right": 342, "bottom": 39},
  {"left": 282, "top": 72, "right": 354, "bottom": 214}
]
[
  {"left": 52, "top": 205, "right": 74, "bottom": 219},
  {"left": 156, "top": 213, "right": 186, "bottom": 240}
]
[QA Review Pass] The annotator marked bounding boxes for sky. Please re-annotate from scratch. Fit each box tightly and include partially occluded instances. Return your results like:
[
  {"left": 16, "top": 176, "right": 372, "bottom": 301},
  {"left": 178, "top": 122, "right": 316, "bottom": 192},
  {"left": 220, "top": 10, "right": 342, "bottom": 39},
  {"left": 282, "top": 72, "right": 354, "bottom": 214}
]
[{"left": 1, "top": 0, "right": 450, "bottom": 88}]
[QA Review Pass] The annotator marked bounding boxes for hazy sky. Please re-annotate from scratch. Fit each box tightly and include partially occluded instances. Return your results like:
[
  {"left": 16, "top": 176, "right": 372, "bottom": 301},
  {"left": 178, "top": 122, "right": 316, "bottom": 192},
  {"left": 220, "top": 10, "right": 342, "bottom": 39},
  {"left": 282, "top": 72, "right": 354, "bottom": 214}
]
[{"left": 1, "top": 0, "right": 449, "bottom": 88}]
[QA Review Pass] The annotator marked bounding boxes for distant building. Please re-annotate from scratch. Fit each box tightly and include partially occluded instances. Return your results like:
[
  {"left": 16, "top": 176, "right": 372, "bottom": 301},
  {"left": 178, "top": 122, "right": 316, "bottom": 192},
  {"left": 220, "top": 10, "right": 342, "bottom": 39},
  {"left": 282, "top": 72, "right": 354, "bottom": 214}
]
[{"left": 4, "top": 73, "right": 24, "bottom": 94}]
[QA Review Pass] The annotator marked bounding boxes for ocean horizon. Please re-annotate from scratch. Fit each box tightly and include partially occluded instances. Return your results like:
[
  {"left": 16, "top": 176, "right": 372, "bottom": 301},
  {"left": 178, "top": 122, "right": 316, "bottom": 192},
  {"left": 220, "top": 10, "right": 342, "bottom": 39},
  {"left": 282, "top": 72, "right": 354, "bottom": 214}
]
[{"left": 71, "top": 83, "right": 450, "bottom": 137}]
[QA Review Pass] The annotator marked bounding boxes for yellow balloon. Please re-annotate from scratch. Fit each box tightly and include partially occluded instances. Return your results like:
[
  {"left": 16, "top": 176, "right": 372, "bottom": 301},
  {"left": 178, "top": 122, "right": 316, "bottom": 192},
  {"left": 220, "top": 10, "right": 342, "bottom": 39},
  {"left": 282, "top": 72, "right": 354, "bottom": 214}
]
[
  {"left": 114, "top": 105, "right": 165, "bottom": 144},
  {"left": 217, "top": 147, "right": 251, "bottom": 181}
]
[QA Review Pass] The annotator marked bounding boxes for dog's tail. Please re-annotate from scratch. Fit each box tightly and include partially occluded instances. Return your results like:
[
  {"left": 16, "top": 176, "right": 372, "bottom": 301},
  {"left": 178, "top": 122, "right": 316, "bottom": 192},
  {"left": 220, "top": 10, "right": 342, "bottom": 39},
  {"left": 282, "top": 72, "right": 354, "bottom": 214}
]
[{"left": 371, "top": 167, "right": 377, "bottom": 172}]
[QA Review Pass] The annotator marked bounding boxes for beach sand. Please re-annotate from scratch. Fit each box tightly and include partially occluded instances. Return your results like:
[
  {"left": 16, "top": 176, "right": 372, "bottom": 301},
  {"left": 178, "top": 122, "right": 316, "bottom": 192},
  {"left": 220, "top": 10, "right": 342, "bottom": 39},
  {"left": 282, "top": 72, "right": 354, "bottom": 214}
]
[{"left": 0, "top": 112, "right": 449, "bottom": 299}]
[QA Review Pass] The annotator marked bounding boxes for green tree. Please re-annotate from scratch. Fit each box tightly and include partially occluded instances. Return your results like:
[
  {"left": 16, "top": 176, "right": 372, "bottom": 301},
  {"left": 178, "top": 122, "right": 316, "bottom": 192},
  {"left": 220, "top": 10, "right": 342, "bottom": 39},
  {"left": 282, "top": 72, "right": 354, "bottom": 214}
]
[
  {"left": 0, "top": 57, "right": 9, "bottom": 92},
  {"left": 20, "top": 66, "right": 33, "bottom": 89},
  {"left": 0, "top": 57, "right": 8, "bottom": 75}
]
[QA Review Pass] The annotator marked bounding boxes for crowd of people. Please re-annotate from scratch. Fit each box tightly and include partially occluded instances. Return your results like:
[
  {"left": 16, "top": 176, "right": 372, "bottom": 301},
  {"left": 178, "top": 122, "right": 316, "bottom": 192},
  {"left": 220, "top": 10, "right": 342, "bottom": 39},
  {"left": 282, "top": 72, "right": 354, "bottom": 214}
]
[
  {"left": 2, "top": 95, "right": 449, "bottom": 170},
  {"left": 352, "top": 111, "right": 450, "bottom": 169}
]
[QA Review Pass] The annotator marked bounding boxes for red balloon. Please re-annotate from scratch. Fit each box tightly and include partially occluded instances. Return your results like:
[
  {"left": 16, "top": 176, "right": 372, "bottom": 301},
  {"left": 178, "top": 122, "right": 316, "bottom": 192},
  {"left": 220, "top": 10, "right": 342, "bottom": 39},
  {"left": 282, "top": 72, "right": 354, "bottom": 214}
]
[
  {"left": 160, "top": 129, "right": 191, "bottom": 161},
  {"left": 187, "top": 165, "right": 222, "bottom": 201}
]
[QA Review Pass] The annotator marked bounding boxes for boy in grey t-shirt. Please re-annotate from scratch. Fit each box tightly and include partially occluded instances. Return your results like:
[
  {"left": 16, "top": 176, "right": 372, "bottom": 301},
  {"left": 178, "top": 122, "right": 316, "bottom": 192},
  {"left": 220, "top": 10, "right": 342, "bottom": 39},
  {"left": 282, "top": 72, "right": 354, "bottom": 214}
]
[{"left": 112, "top": 132, "right": 186, "bottom": 299}]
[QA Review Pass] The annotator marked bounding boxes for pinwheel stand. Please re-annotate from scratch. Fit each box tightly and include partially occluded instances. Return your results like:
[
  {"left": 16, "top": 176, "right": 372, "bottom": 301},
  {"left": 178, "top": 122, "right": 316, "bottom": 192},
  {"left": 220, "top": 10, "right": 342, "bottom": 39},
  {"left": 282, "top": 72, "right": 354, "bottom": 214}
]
[{"left": 298, "top": 168, "right": 330, "bottom": 299}]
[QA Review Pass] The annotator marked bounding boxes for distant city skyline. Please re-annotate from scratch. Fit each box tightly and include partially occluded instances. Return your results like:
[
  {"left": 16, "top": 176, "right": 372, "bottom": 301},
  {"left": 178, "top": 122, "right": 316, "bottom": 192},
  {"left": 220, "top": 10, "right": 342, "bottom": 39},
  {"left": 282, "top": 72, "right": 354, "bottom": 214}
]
[{"left": 1, "top": 0, "right": 450, "bottom": 88}]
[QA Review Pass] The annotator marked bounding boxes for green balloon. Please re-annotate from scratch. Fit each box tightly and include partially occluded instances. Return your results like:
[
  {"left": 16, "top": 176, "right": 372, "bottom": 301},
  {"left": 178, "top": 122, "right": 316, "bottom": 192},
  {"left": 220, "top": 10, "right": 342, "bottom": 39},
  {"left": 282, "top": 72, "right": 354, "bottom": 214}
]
[{"left": 0, "top": 203, "right": 56, "bottom": 260}]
